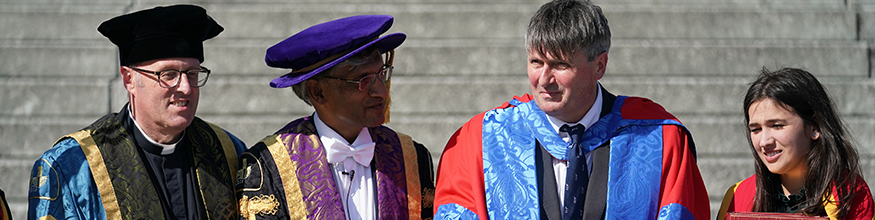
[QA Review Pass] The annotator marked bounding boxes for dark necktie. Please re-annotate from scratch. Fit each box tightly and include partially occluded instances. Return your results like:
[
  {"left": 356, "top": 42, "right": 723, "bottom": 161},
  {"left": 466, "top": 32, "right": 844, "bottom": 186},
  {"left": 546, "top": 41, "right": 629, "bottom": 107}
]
[{"left": 560, "top": 124, "right": 587, "bottom": 220}]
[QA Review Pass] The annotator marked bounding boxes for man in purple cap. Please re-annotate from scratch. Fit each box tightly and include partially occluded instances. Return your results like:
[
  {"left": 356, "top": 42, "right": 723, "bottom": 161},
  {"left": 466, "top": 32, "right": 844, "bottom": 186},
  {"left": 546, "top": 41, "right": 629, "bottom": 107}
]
[
  {"left": 235, "top": 15, "right": 434, "bottom": 220},
  {"left": 28, "top": 5, "right": 246, "bottom": 220}
]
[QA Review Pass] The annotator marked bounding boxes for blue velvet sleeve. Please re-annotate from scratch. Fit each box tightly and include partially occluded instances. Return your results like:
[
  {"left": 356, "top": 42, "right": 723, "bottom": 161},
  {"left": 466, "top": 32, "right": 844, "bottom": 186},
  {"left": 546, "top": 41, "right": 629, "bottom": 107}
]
[
  {"left": 28, "top": 138, "right": 107, "bottom": 220},
  {"left": 225, "top": 130, "right": 247, "bottom": 155}
]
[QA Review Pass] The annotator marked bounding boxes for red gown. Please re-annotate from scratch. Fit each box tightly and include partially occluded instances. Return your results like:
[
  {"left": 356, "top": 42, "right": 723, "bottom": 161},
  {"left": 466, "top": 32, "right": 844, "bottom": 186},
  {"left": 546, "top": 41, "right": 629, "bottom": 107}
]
[{"left": 718, "top": 175, "right": 875, "bottom": 220}]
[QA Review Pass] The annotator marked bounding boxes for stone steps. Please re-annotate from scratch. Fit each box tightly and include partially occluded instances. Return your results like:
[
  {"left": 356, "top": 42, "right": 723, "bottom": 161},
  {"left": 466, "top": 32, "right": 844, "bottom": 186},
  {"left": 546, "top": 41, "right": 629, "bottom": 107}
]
[
  {"left": 3, "top": 38, "right": 868, "bottom": 77},
  {"left": 0, "top": 2, "right": 860, "bottom": 41}
]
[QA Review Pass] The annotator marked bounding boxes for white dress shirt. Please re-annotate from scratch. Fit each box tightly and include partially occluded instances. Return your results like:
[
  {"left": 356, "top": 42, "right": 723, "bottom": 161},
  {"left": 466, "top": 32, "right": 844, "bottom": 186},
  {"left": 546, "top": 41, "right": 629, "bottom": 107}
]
[
  {"left": 314, "top": 113, "right": 376, "bottom": 220},
  {"left": 545, "top": 83, "right": 603, "bottom": 205}
]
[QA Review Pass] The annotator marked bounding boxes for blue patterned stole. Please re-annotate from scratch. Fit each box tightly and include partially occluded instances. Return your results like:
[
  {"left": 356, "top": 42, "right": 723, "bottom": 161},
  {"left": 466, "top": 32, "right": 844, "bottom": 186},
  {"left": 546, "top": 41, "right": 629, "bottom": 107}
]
[{"left": 481, "top": 96, "right": 686, "bottom": 219}]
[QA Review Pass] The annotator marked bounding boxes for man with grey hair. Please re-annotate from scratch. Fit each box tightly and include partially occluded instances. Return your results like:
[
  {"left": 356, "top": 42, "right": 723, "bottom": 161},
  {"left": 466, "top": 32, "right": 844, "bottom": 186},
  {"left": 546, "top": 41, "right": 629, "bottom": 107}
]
[
  {"left": 433, "top": 0, "right": 710, "bottom": 219},
  {"left": 235, "top": 15, "right": 434, "bottom": 219}
]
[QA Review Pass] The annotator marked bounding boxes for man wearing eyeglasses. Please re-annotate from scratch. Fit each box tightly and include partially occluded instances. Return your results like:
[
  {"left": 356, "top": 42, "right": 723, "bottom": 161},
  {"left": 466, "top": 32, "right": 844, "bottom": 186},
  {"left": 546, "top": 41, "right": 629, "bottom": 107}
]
[
  {"left": 28, "top": 5, "right": 246, "bottom": 220},
  {"left": 235, "top": 15, "right": 434, "bottom": 220}
]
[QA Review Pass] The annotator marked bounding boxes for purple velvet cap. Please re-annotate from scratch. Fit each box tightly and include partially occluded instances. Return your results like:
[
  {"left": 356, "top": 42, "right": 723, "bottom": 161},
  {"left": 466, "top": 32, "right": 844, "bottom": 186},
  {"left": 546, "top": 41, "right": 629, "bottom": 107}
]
[{"left": 267, "top": 15, "right": 406, "bottom": 88}]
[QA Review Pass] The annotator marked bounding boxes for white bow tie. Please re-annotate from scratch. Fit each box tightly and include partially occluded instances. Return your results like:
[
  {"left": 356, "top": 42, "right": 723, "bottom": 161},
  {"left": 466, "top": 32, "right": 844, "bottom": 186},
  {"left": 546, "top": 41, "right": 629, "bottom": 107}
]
[{"left": 326, "top": 141, "right": 376, "bottom": 168}]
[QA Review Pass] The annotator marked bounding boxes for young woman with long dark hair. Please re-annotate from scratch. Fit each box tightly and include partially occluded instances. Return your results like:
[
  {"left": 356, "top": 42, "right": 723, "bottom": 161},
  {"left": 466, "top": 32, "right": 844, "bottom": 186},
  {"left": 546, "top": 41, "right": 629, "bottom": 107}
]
[{"left": 717, "top": 68, "right": 874, "bottom": 219}]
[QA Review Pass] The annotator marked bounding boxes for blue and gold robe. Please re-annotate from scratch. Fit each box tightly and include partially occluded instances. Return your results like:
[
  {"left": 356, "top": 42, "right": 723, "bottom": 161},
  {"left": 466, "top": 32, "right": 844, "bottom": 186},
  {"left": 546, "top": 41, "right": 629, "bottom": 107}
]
[{"left": 28, "top": 105, "right": 246, "bottom": 219}]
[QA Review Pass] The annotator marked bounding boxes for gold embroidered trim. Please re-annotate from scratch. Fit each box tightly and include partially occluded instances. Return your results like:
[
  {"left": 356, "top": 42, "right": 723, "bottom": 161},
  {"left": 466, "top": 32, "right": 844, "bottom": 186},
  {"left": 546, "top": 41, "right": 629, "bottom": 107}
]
[
  {"left": 398, "top": 132, "right": 422, "bottom": 219},
  {"left": 39, "top": 215, "right": 57, "bottom": 220},
  {"left": 194, "top": 170, "right": 211, "bottom": 220},
  {"left": 199, "top": 121, "right": 239, "bottom": 220},
  {"left": 237, "top": 152, "right": 264, "bottom": 192},
  {"left": 265, "top": 135, "right": 308, "bottom": 219},
  {"left": 206, "top": 122, "right": 239, "bottom": 180},
  {"left": 70, "top": 130, "right": 122, "bottom": 219},
  {"left": 239, "top": 194, "right": 280, "bottom": 220},
  {"left": 32, "top": 166, "right": 47, "bottom": 188},
  {"left": 237, "top": 157, "right": 252, "bottom": 185},
  {"left": 29, "top": 160, "right": 59, "bottom": 201},
  {"left": 422, "top": 187, "right": 435, "bottom": 209}
]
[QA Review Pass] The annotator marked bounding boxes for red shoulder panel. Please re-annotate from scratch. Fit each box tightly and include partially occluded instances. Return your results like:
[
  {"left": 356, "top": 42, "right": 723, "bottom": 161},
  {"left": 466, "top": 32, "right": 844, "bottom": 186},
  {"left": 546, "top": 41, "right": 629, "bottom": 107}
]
[
  {"left": 838, "top": 175, "right": 875, "bottom": 219},
  {"left": 434, "top": 112, "right": 489, "bottom": 219},
  {"left": 496, "top": 94, "right": 533, "bottom": 109},
  {"left": 733, "top": 175, "right": 758, "bottom": 212},
  {"left": 658, "top": 125, "right": 710, "bottom": 220},
  {"left": 620, "top": 97, "right": 679, "bottom": 121}
]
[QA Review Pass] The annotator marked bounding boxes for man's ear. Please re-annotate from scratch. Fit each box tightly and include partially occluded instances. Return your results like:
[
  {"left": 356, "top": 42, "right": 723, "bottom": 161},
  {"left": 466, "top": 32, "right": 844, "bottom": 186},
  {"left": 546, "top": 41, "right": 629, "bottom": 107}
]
[
  {"left": 306, "top": 79, "right": 327, "bottom": 106},
  {"left": 121, "top": 66, "right": 136, "bottom": 92},
  {"left": 594, "top": 52, "right": 608, "bottom": 80}
]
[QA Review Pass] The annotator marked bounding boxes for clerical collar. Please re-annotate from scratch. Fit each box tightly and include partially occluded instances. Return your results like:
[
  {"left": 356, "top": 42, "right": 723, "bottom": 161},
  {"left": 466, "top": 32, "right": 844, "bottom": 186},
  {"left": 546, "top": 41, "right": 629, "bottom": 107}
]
[
  {"left": 546, "top": 83, "right": 603, "bottom": 141},
  {"left": 129, "top": 108, "right": 183, "bottom": 155}
]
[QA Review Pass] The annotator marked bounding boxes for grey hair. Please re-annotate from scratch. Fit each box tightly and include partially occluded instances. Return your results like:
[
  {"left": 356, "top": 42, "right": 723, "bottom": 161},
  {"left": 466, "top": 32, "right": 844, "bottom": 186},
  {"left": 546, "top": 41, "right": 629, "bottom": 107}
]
[
  {"left": 525, "top": 0, "right": 611, "bottom": 62},
  {"left": 291, "top": 47, "right": 381, "bottom": 106}
]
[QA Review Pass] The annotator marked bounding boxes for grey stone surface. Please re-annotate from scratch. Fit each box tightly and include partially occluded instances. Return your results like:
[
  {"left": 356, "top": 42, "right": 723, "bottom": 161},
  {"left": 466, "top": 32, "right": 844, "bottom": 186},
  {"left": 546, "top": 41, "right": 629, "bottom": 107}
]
[
  {"left": 608, "top": 0, "right": 844, "bottom": 5},
  {"left": 207, "top": 4, "right": 539, "bottom": 40},
  {"left": 121, "top": 2, "right": 856, "bottom": 40},
  {"left": 604, "top": 5, "right": 855, "bottom": 40},
  {"left": 0, "top": 41, "right": 117, "bottom": 77},
  {"left": 0, "top": 11, "right": 121, "bottom": 40},
  {"left": 0, "top": 78, "right": 112, "bottom": 116},
  {"left": 0, "top": 117, "right": 97, "bottom": 159},
  {"left": 138, "top": 0, "right": 844, "bottom": 4},
  {"left": 603, "top": 77, "right": 875, "bottom": 115},
  {"left": 605, "top": 40, "right": 869, "bottom": 77},
  {"left": 0, "top": 0, "right": 124, "bottom": 4},
  {"left": 859, "top": 4, "right": 875, "bottom": 41}
]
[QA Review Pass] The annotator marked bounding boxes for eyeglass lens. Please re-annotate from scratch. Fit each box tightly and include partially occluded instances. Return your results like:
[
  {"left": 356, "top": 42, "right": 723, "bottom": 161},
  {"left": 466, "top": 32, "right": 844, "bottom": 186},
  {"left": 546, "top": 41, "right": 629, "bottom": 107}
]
[
  {"left": 357, "top": 66, "right": 392, "bottom": 91},
  {"left": 157, "top": 70, "right": 209, "bottom": 88}
]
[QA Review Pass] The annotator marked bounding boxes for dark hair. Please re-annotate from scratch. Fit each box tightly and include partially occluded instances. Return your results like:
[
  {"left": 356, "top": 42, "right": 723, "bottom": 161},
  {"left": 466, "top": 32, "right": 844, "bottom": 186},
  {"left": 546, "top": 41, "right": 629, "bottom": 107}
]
[
  {"left": 525, "top": 0, "right": 611, "bottom": 62},
  {"left": 743, "top": 67, "right": 861, "bottom": 218}
]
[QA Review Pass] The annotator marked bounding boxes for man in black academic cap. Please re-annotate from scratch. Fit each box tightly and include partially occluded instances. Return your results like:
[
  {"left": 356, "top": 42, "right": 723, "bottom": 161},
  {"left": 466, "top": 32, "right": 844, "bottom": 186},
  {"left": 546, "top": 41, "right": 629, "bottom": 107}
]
[{"left": 27, "top": 4, "right": 246, "bottom": 220}]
